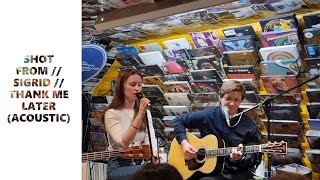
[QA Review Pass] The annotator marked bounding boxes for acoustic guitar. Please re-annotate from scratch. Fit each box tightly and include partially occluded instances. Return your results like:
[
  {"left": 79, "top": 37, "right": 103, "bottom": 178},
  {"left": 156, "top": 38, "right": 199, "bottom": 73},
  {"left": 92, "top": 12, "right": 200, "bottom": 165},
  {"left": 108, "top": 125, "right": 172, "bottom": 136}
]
[{"left": 168, "top": 133, "right": 287, "bottom": 180}]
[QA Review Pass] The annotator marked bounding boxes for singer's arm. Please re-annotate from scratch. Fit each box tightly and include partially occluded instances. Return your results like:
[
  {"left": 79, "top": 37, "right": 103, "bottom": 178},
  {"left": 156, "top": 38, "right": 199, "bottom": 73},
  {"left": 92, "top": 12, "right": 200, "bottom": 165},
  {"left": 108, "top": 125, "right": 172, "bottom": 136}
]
[{"left": 105, "top": 109, "right": 144, "bottom": 147}]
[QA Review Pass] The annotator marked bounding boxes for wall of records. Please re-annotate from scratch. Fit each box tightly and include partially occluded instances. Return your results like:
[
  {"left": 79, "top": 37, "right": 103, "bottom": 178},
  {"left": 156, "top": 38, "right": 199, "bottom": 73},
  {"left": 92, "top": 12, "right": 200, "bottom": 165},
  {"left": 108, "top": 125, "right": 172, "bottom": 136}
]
[{"left": 84, "top": 10, "right": 320, "bottom": 179}]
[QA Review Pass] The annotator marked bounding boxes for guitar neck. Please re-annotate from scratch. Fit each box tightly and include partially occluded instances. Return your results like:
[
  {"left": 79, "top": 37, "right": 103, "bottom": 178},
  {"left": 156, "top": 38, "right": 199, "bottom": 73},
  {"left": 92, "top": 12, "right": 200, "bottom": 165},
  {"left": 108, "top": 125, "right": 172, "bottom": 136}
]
[
  {"left": 207, "top": 145, "right": 262, "bottom": 157},
  {"left": 82, "top": 151, "right": 111, "bottom": 162}
]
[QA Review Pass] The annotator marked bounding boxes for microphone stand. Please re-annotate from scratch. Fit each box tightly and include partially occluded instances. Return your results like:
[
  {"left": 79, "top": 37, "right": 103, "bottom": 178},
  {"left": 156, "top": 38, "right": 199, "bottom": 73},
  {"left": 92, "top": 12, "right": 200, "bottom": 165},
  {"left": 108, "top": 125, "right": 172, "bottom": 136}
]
[
  {"left": 263, "top": 74, "right": 319, "bottom": 178},
  {"left": 230, "top": 74, "right": 320, "bottom": 178},
  {"left": 136, "top": 93, "right": 155, "bottom": 164},
  {"left": 145, "top": 110, "right": 156, "bottom": 164}
]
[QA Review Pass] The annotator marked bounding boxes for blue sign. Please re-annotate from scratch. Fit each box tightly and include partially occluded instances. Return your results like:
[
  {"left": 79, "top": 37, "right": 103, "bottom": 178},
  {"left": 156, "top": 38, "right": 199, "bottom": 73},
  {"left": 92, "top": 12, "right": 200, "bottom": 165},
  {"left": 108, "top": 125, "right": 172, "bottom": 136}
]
[{"left": 82, "top": 44, "right": 107, "bottom": 82}]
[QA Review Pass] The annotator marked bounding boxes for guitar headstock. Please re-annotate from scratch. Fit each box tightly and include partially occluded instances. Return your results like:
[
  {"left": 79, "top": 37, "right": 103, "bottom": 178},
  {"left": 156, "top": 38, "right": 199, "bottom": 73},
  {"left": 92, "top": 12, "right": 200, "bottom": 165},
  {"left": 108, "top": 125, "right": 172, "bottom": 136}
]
[
  {"left": 119, "top": 145, "right": 151, "bottom": 160},
  {"left": 261, "top": 141, "right": 287, "bottom": 154}
]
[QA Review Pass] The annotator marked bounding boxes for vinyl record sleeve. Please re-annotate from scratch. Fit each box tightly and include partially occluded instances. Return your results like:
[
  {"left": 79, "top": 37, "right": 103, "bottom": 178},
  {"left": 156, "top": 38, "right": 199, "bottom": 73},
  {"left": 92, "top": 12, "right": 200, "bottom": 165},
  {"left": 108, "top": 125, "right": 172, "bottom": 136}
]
[
  {"left": 261, "top": 75, "right": 301, "bottom": 94},
  {"left": 190, "top": 69, "right": 222, "bottom": 83},
  {"left": 223, "top": 50, "right": 258, "bottom": 66},
  {"left": 307, "top": 103, "right": 320, "bottom": 119},
  {"left": 187, "top": 93, "right": 219, "bottom": 104}
]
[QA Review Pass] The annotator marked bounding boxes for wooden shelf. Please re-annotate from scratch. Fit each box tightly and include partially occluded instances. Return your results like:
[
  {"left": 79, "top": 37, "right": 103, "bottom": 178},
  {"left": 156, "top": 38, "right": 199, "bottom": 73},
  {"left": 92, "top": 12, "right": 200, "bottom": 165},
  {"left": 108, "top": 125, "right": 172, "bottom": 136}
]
[{"left": 95, "top": 0, "right": 235, "bottom": 31}]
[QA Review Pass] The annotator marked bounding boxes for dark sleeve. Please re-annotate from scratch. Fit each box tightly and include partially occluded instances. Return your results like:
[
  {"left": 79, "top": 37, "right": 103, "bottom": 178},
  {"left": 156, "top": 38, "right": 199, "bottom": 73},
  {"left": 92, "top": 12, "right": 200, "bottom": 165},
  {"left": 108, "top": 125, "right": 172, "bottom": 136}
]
[
  {"left": 172, "top": 109, "right": 209, "bottom": 144},
  {"left": 236, "top": 125, "right": 262, "bottom": 169},
  {"left": 239, "top": 126, "right": 262, "bottom": 169}
]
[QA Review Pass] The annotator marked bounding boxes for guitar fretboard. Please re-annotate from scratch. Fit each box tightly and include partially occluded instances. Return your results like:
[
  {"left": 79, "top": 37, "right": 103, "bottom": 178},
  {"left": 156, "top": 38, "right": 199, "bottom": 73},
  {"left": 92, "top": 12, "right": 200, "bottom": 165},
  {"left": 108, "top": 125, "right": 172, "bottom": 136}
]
[
  {"left": 207, "top": 145, "right": 261, "bottom": 157},
  {"left": 82, "top": 151, "right": 111, "bottom": 162}
]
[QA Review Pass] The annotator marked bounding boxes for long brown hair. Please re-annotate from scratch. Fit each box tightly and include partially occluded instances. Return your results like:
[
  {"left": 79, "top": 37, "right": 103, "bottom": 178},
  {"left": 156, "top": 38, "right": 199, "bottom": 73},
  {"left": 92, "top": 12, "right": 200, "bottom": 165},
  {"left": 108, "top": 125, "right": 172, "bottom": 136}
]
[{"left": 100, "top": 68, "right": 147, "bottom": 131}]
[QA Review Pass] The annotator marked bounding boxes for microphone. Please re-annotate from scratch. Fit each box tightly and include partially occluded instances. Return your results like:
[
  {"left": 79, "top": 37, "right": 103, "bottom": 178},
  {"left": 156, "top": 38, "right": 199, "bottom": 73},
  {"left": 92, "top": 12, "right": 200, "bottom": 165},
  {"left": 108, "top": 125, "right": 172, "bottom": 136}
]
[
  {"left": 222, "top": 107, "right": 230, "bottom": 126},
  {"left": 136, "top": 92, "right": 143, "bottom": 100}
]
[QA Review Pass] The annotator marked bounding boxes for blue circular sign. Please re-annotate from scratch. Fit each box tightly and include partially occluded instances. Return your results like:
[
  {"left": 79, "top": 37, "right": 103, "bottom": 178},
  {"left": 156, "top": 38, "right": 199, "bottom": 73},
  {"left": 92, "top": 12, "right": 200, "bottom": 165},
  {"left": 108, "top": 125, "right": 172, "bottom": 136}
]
[{"left": 82, "top": 44, "right": 107, "bottom": 82}]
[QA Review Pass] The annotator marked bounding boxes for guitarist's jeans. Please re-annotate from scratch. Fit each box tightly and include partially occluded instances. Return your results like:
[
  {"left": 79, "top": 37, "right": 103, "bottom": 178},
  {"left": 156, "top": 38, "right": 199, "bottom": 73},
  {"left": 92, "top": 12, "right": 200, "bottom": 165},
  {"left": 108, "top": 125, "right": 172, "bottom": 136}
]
[{"left": 107, "top": 157, "right": 143, "bottom": 180}]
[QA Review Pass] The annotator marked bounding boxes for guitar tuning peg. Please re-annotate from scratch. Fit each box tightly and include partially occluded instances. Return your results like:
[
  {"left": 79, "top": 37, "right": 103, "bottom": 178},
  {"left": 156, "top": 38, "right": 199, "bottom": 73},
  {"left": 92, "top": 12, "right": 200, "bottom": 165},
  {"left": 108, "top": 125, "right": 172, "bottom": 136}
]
[
  {"left": 130, "top": 159, "right": 136, "bottom": 166},
  {"left": 141, "top": 159, "right": 147, "bottom": 165}
]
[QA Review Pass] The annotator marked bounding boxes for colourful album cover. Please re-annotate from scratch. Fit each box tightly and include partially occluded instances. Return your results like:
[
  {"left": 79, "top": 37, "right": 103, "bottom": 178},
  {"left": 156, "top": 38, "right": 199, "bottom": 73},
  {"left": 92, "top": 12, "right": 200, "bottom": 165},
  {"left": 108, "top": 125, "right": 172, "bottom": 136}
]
[
  {"left": 138, "top": 43, "right": 163, "bottom": 52},
  {"left": 188, "top": 46, "right": 222, "bottom": 59},
  {"left": 189, "top": 31, "right": 225, "bottom": 52},
  {"left": 221, "top": 35, "right": 255, "bottom": 51},
  {"left": 189, "top": 79, "right": 219, "bottom": 93},
  {"left": 303, "top": 13, "right": 320, "bottom": 28},
  {"left": 305, "top": 44, "right": 320, "bottom": 58},
  {"left": 223, "top": 50, "right": 258, "bottom": 66},
  {"left": 261, "top": 75, "right": 301, "bottom": 94},
  {"left": 305, "top": 58, "right": 320, "bottom": 89},
  {"left": 303, "top": 28, "right": 320, "bottom": 44},
  {"left": 190, "top": 58, "right": 224, "bottom": 78},
  {"left": 165, "top": 60, "right": 190, "bottom": 74},
  {"left": 116, "top": 46, "right": 140, "bottom": 57},
  {"left": 307, "top": 103, "right": 320, "bottom": 119},
  {"left": 163, "top": 38, "right": 192, "bottom": 51},
  {"left": 308, "top": 119, "right": 320, "bottom": 131},
  {"left": 261, "top": 59, "right": 299, "bottom": 76},
  {"left": 163, "top": 81, "right": 192, "bottom": 93},
  {"left": 190, "top": 69, "right": 222, "bottom": 84},
  {"left": 135, "top": 65, "right": 164, "bottom": 77},
  {"left": 187, "top": 93, "right": 219, "bottom": 104},
  {"left": 172, "top": 49, "right": 191, "bottom": 60},
  {"left": 259, "top": 45, "right": 299, "bottom": 61},
  {"left": 262, "top": 120, "right": 303, "bottom": 135},
  {"left": 261, "top": 29, "right": 300, "bottom": 48},
  {"left": 306, "top": 88, "right": 320, "bottom": 103},
  {"left": 163, "top": 49, "right": 190, "bottom": 61},
  {"left": 224, "top": 65, "right": 257, "bottom": 80},
  {"left": 259, "top": 13, "right": 298, "bottom": 32}
]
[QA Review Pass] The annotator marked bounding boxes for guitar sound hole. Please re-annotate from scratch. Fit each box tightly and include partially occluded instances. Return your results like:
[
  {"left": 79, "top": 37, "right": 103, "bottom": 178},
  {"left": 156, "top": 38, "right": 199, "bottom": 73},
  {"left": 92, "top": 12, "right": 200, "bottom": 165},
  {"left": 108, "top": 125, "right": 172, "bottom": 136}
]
[{"left": 197, "top": 148, "right": 206, "bottom": 161}]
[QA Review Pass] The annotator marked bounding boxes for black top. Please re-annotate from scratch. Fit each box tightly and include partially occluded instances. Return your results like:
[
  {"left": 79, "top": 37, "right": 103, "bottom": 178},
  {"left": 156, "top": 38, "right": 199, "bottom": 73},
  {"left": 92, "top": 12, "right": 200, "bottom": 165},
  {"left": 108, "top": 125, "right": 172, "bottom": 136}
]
[{"left": 173, "top": 106, "right": 262, "bottom": 177}]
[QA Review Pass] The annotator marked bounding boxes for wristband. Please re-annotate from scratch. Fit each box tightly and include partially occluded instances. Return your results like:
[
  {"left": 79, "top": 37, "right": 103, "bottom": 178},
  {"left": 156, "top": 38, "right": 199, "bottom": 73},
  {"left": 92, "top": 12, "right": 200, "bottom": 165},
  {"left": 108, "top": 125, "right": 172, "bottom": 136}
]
[{"left": 131, "top": 124, "right": 139, "bottom": 130}]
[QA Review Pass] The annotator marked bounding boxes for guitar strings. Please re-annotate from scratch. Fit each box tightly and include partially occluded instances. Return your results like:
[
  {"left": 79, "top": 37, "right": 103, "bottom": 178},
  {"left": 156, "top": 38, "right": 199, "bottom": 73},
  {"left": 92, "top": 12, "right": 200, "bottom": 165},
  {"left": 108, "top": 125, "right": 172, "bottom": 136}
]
[{"left": 82, "top": 148, "right": 151, "bottom": 161}]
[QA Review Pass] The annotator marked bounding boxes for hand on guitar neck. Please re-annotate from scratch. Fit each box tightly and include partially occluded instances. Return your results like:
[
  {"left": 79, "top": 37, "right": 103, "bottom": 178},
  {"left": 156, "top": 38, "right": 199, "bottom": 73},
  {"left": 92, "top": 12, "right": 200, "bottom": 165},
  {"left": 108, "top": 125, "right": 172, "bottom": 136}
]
[{"left": 181, "top": 139, "right": 244, "bottom": 161}]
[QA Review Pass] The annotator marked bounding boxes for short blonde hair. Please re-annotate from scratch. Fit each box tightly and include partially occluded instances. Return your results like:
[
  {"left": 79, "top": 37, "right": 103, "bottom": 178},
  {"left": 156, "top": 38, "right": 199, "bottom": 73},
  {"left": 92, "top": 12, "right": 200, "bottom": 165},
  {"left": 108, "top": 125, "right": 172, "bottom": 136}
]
[{"left": 219, "top": 80, "right": 246, "bottom": 100}]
